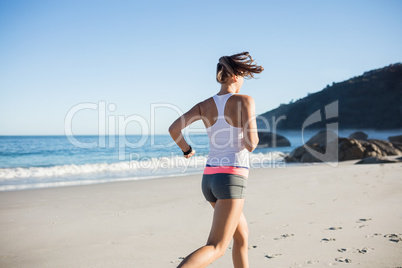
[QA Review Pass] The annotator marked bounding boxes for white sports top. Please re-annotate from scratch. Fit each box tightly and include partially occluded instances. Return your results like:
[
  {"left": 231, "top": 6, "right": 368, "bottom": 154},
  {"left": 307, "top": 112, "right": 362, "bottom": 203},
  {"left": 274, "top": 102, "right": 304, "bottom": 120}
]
[{"left": 205, "top": 93, "right": 249, "bottom": 168}]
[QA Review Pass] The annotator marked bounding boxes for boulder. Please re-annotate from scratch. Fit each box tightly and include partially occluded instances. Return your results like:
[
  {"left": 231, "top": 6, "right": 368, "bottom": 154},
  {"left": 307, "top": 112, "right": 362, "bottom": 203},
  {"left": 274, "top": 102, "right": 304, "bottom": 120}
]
[
  {"left": 367, "top": 139, "right": 402, "bottom": 155},
  {"left": 284, "top": 131, "right": 402, "bottom": 164},
  {"left": 305, "top": 129, "right": 338, "bottom": 146},
  {"left": 284, "top": 146, "right": 305, "bottom": 162},
  {"left": 391, "top": 142, "right": 402, "bottom": 152},
  {"left": 359, "top": 140, "right": 383, "bottom": 158},
  {"left": 348, "top": 131, "right": 368, "bottom": 140},
  {"left": 338, "top": 138, "right": 365, "bottom": 161},
  {"left": 285, "top": 141, "right": 337, "bottom": 163},
  {"left": 388, "top": 134, "right": 402, "bottom": 143},
  {"left": 291, "top": 146, "right": 306, "bottom": 159},
  {"left": 257, "top": 131, "right": 291, "bottom": 148},
  {"left": 300, "top": 143, "right": 326, "bottom": 162},
  {"left": 355, "top": 156, "right": 399, "bottom": 164},
  {"left": 283, "top": 155, "right": 297, "bottom": 162}
]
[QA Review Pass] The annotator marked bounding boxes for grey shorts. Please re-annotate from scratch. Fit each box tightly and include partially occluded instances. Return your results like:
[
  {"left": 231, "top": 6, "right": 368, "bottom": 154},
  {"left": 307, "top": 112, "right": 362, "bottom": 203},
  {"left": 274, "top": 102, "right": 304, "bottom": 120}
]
[{"left": 201, "top": 173, "right": 248, "bottom": 203}]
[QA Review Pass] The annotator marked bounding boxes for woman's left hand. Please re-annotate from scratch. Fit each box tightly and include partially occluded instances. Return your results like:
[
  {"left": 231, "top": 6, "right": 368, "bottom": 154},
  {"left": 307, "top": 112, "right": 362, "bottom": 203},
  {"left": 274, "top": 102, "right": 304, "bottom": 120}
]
[{"left": 184, "top": 149, "right": 196, "bottom": 159}]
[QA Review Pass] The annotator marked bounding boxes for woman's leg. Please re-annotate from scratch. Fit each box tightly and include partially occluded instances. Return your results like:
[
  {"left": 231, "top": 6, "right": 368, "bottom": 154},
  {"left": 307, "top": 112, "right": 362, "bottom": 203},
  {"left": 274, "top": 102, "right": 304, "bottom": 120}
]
[
  {"left": 232, "top": 212, "right": 249, "bottom": 268},
  {"left": 177, "top": 199, "right": 244, "bottom": 268},
  {"left": 209, "top": 202, "right": 249, "bottom": 268}
]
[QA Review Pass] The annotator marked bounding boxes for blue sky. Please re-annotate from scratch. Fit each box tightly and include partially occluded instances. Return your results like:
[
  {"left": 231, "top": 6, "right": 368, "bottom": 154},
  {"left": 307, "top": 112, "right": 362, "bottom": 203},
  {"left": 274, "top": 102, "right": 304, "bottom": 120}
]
[{"left": 0, "top": 0, "right": 401, "bottom": 135}]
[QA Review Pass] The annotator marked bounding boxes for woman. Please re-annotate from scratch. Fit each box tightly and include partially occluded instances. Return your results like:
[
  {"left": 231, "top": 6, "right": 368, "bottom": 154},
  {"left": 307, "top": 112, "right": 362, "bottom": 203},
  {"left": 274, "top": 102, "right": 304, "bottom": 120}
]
[{"left": 169, "top": 52, "right": 263, "bottom": 267}]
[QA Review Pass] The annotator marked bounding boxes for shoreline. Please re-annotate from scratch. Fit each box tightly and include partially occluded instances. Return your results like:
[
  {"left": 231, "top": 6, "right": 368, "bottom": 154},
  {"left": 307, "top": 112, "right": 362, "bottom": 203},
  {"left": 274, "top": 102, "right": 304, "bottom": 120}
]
[
  {"left": 0, "top": 159, "right": 401, "bottom": 267},
  {"left": 3, "top": 154, "right": 399, "bottom": 193},
  {"left": 0, "top": 151, "right": 289, "bottom": 192}
]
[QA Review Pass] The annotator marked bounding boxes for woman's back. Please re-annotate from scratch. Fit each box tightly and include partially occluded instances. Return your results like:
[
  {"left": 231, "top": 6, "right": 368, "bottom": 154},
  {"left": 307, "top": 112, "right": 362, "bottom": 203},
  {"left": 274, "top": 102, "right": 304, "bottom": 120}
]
[{"left": 199, "top": 93, "right": 249, "bottom": 168}]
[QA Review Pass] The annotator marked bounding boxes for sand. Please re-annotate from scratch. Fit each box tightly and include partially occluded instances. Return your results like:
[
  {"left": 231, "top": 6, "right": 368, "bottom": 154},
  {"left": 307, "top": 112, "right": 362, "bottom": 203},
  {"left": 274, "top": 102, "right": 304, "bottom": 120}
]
[{"left": 1, "top": 158, "right": 401, "bottom": 267}]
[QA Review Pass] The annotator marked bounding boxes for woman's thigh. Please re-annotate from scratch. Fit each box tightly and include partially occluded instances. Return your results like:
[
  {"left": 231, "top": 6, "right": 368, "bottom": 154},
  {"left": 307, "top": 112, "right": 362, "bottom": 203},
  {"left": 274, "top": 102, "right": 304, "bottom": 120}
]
[{"left": 206, "top": 199, "right": 244, "bottom": 247}]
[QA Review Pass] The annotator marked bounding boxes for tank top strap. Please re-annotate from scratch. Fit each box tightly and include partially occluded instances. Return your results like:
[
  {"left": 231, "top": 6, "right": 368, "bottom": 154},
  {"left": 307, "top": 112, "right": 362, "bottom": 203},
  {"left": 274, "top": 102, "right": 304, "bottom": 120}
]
[{"left": 212, "top": 93, "right": 233, "bottom": 117}]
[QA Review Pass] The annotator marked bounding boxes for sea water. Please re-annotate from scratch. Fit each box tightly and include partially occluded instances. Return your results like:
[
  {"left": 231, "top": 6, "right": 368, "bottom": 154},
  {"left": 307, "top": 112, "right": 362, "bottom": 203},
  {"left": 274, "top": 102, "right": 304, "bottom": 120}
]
[{"left": 0, "top": 129, "right": 399, "bottom": 191}]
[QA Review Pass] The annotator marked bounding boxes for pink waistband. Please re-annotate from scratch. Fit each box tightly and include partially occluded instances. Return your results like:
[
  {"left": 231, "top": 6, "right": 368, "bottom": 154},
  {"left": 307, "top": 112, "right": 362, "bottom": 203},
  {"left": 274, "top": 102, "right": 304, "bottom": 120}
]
[{"left": 203, "top": 166, "right": 249, "bottom": 177}]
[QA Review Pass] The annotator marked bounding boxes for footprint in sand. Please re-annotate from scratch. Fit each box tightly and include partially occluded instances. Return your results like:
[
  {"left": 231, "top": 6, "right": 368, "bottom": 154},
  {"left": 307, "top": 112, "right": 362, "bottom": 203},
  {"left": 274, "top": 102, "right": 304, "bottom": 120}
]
[
  {"left": 335, "top": 257, "right": 352, "bottom": 263},
  {"left": 354, "top": 247, "right": 373, "bottom": 254},
  {"left": 328, "top": 227, "right": 343, "bottom": 230},
  {"left": 384, "top": 233, "right": 402, "bottom": 243},
  {"left": 321, "top": 238, "right": 336, "bottom": 242},
  {"left": 356, "top": 218, "right": 372, "bottom": 223},
  {"left": 265, "top": 253, "right": 282, "bottom": 259},
  {"left": 366, "top": 233, "right": 382, "bottom": 238},
  {"left": 274, "top": 234, "right": 294, "bottom": 240},
  {"left": 339, "top": 247, "right": 374, "bottom": 254},
  {"left": 170, "top": 257, "right": 185, "bottom": 264}
]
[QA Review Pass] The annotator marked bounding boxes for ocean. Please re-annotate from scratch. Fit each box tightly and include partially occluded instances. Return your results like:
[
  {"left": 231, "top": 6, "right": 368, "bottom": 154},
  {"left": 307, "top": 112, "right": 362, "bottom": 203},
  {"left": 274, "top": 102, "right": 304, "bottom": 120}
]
[{"left": 0, "top": 129, "right": 400, "bottom": 191}]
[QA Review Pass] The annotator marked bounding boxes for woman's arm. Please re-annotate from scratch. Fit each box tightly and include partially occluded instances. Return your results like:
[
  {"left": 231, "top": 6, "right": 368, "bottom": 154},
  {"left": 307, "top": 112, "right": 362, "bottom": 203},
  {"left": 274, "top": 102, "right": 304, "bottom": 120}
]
[
  {"left": 168, "top": 103, "right": 201, "bottom": 158},
  {"left": 242, "top": 96, "right": 259, "bottom": 152}
]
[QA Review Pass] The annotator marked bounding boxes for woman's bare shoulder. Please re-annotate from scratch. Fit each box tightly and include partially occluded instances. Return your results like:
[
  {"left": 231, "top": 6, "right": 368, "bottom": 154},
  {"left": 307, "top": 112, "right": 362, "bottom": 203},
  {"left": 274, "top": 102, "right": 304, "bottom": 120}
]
[
  {"left": 198, "top": 96, "right": 214, "bottom": 108},
  {"left": 230, "top": 94, "right": 255, "bottom": 103},
  {"left": 194, "top": 97, "right": 215, "bottom": 117}
]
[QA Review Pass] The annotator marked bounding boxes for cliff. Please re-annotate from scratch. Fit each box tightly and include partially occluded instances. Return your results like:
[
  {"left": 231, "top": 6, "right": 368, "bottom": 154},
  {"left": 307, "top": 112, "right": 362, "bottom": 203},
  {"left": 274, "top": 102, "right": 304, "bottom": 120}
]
[{"left": 257, "top": 63, "right": 402, "bottom": 130}]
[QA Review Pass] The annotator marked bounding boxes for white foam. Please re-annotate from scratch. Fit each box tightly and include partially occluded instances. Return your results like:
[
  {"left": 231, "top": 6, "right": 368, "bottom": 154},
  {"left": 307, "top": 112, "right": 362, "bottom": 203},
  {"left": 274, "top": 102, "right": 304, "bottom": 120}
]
[
  {"left": 0, "top": 155, "right": 209, "bottom": 180},
  {"left": 0, "top": 151, "right": 286, "bottom": 190}
]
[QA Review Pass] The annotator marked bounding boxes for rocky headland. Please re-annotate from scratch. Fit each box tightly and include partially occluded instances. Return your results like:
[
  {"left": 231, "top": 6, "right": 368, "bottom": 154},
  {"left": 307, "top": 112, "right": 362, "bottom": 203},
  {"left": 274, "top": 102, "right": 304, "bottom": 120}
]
[{"left": 284, "top": 130, "right": 402, "bottom": 164}]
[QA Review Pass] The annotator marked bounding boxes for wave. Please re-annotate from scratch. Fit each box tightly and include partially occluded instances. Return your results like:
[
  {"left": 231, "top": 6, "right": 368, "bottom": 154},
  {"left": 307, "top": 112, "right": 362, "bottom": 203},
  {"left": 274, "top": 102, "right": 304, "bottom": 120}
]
[{"left": 0, "top": 151, "right": 287, "bottom": 190}]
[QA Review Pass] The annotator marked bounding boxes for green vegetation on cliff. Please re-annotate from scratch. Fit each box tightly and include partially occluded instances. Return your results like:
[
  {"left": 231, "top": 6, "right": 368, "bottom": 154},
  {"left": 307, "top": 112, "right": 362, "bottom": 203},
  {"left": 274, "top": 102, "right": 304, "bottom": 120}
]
[{"left": 258, "top": 63, "right": 402, "bottom": 130}]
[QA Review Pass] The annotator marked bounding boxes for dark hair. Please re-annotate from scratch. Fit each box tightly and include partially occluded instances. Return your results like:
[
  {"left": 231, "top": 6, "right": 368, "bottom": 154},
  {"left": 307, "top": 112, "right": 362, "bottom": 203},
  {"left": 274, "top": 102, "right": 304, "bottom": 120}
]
[{"left": 216, "top": 52, "right": 264, "bottom": 84}]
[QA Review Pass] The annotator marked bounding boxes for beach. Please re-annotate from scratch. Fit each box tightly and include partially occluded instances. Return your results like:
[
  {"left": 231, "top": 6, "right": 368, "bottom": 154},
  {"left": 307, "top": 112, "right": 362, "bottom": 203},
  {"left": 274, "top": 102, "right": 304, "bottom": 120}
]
[{"left": 1, "top": 158, "right": 401, "bottom": 267}]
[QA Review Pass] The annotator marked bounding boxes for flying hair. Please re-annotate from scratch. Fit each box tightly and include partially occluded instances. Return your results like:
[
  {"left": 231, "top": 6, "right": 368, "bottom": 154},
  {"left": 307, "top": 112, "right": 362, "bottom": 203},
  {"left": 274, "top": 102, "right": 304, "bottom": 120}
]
[{"left": 216, "top": 52, "right": 264, "bottom": 84}]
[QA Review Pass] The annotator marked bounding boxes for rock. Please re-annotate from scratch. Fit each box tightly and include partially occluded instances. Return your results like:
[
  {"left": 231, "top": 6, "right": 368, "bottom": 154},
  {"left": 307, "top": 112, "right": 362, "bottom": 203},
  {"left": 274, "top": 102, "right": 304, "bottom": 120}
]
[
  {"left": 286, "top": 141, "right": 337, "bottom": 163},
  {"left": 359, "top": 140, "right": 383, "bottom": 158},
  {"left": 284, "top": 131, "right": 402, "bottom": 164},
  {"left": 390, "top": 142, "right": 402, "bottom": 152},
  {"left": 367, "top": 139, "right": 402, "bottom": 155},
  {"left": 348, "top": 131, "right": 368, "bottom": 140},
  {"left": 388, "top": 134, "right": 402, "bottom": 143},
  {"left": 290, "top": 146, "right": 306, "bottom": 158},
  {"left": 338, "top": 138, "right": 365, "bottom": 161},
  {"left": 284, "top": 148, "right": 302, "bottom": 163},
  {"left": 300, "top": 147, "right": 324, "bottom": 162},
  {"left": 355, "top": 157, "right": 399, "bottom": 164},
  {"left": 305, "top": 129, "right": 338, "bottom": 146},
  {"left": 283, "top": 155, "right": 297, "bottom": 162},
  {"left": 257, "top": 131, "right": 291, "bottom": 148}
]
